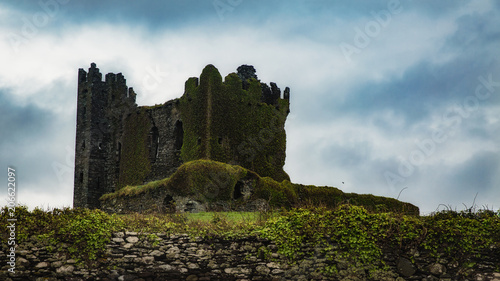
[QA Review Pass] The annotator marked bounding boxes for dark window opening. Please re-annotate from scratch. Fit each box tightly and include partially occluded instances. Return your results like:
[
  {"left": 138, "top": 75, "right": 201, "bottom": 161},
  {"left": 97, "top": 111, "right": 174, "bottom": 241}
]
[
  {"left": 116, "top": 142, "right": 122, "bottom": 163},
  {"left": 163, "top": 195, "right": 175, "bottom": 213},
  {"left": 79, "top": 172, "right": 84, "bottom": 183},
  {"left": 98, "top": 142, "right": 102, "bottom": 150},
  {"left": 197, "top": 138, "right": 202, "bottom": 145},
  {"left": 173, "top": 120, "right": 184, "bottom": 150},
  {"left": 233, "top": 181, "right": 243, "bottom": 200},
  {"left": 82, "top": 141, "right": 85, "bottom": 151},
  {"left": 185, "top": 201, "right": 196, "bottom": 212},
  {"left": 148, "top": 127, "right": 159, "bottom": 163},
  {"left": 218, "top": 137, "right": 223, "bottom": 145}
]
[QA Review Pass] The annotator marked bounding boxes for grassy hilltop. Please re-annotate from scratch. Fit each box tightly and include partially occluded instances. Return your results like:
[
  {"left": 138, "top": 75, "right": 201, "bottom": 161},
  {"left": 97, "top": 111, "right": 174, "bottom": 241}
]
[{"left": 101, "top": 159, "right": 419, "bottom": 215}]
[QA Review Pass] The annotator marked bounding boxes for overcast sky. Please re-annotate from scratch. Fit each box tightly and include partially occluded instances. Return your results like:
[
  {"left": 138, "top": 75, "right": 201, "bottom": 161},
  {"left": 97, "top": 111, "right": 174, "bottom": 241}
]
[{"left": 1, "top": 0, "right": 499, "bottom": 214}]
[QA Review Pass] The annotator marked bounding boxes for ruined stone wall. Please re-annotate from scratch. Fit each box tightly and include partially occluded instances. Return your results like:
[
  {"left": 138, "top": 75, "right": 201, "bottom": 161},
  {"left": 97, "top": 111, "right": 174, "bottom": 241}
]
[
  {"left": 3, "top": 232, "right": 499, "bottom": 281},
  {"left": 74, "top": 63, "right": 137, "bottom": 209},
  {"left": 178, "top": 65, "right": 290, "bottom": 182},
  {"left": 145, "top": 100, "right": 184, "bottom": 183},
  {"left": 74, "top": 63, "right": 290, "bottom": 209}
]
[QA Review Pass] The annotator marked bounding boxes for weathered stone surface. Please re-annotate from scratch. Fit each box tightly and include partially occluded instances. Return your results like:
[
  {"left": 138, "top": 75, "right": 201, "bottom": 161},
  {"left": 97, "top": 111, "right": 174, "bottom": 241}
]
[
  {"left": 150, "top": 249, "right": 163, "bottom": 257},
  {"left": 125, "top": 236, "right": 139, "bottom": 243},
  {"left": 35, "top": 262, "right": 49, "bottom": 268},
  {"left": 75, "top": 64, "right": 290, "bottom": 210},
  {"left": 396, "top": 257, "right": 416, "bottom": 277},
  {"left": 428, "top": 263, "right": 447, "bottom": 276},
  {"left": 56, "top": 265, "right": 75, "bottom": 275},
  {"left": 256, "top": 264, "right": 270, "bottom": 275},
  {"left": 5, "top": 232, "right": 499, "bottom": 280}
]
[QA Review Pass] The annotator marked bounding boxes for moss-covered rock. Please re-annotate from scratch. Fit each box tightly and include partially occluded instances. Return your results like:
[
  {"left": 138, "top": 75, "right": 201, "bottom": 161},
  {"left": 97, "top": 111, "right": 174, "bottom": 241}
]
[{"left": 103, "top": 160, "right": 419, "bottom": 215}]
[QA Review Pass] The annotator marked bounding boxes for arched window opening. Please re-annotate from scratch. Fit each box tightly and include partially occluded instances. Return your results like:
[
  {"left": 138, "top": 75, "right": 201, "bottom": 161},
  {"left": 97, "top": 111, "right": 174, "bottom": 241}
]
[
  {"left": 148, "top": 127, "right": 159, "bottom": 163},
  {"left": 163, "top": 195, "right": 175, "bottom": 213},
  {"left": 116, "top": 142, "right": 122, "bottom": 163},
  {"left": 233, "top": 181, "right": 243, "bottom": 200},
  {"left": 173, "top": 120, "right": 184, "bottom": 150}
]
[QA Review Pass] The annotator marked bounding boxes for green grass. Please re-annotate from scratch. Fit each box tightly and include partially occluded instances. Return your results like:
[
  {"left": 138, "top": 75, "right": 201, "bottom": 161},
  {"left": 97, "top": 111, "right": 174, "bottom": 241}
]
[{"left": 187, "top": 211, "right": 260, "bottom": 222}]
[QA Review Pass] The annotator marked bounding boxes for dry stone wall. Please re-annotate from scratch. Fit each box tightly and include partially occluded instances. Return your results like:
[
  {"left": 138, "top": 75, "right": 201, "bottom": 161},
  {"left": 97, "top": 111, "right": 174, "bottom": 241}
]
[{"left": 2, "top": 232, "right": 499, "bottom": 281}]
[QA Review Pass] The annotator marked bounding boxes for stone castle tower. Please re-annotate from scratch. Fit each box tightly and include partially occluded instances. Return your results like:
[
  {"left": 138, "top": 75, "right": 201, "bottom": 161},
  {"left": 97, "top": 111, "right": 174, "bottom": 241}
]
[{"left": 74, "top": 63, "right": 290, "bottom": 209}]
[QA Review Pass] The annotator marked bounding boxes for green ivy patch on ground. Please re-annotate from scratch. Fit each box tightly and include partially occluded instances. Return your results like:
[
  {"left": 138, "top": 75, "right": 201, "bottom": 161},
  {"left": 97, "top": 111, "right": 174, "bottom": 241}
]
[
  {"left": 0, "top": 206, "right": 123, "bottom": 264},
  {"left": 259, "top": 205, "right": 500, "bottom": 276}
]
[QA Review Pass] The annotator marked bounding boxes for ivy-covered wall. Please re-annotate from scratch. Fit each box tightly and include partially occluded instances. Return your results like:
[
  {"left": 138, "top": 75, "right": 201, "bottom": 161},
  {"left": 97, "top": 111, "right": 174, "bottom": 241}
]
[
  {"left": 1, "top": 206, "right": 498, "bottom": 280},
  {"left": 118, "top": 108, "right": 152, "bottom": 188},
  {"left": 76, "top": 63, "right": 290, "bottom": 208},
  {"left": 179, "top": 65, "right": 290, "bottom": 182}
]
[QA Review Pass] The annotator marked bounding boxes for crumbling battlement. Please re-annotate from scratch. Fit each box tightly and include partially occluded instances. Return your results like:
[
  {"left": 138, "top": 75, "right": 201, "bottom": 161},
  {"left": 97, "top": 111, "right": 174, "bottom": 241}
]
[{"left": 74, "top": 63, "right": 290, "bottom": 209}]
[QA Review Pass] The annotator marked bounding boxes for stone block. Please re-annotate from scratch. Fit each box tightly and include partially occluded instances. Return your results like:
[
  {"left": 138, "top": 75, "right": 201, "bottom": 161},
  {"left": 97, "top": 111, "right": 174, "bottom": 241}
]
[
  {"left": 428, "top": 263, "right": 446, "bottom": 276},
  {"left": 56, "top": 265, "right": 75, "bottom": 275},
  {"left": 396, "top": 257, "right": 416, "bottom": 277},
  {"left": 126, "top": 236, "right": 139, "bottom": 243}
]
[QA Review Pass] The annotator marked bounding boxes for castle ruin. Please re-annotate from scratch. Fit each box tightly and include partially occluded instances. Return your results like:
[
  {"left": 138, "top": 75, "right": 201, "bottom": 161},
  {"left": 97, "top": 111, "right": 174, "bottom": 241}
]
[{"left": 73, "top": 63, "right": 290, "bottom": 209}]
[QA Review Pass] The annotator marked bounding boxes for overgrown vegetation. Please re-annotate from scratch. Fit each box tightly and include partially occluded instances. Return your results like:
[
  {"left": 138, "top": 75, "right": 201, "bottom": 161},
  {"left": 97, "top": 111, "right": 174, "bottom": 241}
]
[
  {"left": 118, "top": 108, "right": 152, "bottom": 188},
  {"left": 1, "top": 206, "right": 123, "bottom": 264},
  {"left": 1, "top": 204, "right": 498, "bottom": 275},
  {"left": 178, "top": 65, "right": 290, "bottom": 182},
  {"left": 102, "top": 159, "right": 419, "bottom": 215},
  {"left": 259, "top": 206, "right": 500, "bottom": 275}
]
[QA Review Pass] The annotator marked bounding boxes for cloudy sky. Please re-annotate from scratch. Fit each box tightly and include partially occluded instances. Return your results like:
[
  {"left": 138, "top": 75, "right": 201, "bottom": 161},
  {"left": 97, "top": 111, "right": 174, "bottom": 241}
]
[{"left": 1, "top": 0, "right": 499, "bottom": 214}]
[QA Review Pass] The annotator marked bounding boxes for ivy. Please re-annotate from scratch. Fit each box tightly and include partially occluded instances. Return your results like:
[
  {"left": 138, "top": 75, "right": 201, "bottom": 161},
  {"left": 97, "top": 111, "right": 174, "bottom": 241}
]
[
  {"left": 0, "top": 206, "right": 123, "bottom": 264},
  {"left": 259, "top": 205, "right": 500, "bottom": 277}
]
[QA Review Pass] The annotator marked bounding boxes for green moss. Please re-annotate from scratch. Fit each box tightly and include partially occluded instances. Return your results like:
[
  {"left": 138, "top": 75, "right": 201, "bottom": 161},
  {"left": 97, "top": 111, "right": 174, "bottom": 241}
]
[
  {"left": 260, "top": 206, "right": 500, "bottom": 277},
  {"left": 104, "top": 160, "right": 418, "bottom": 215},
  {"left": 253, "top": 178, "right": 298, "bottom": 208},
  {"left": 117, "top": 108, "right": 152, "bottom": 188},
  {"left": 422, "top": 210, "right": 500, "bottom": 260},
  {"left": 0, "top": 206, "right": 123, "bottom": 264},
  {"left": 178, "top": 65, "right": 290, "bottom": 182}
]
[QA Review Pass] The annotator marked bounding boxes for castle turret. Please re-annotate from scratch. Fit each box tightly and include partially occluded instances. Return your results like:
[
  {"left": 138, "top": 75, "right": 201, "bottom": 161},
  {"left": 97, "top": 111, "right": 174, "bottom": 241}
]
[{"left": 73, "top": 63, "right": 137, "bottom": 208}]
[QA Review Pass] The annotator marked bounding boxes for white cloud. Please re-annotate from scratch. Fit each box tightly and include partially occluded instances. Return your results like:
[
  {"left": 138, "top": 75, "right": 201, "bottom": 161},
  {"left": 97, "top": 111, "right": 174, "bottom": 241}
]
[{"left": 0, "top": 1, "right": 499, "bottom": 213}]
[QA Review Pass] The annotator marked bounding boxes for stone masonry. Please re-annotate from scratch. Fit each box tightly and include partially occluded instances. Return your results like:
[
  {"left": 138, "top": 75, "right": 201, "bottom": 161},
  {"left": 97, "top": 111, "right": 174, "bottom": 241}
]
[
  {"left": 2, "top": 232, "right": 499, "bottom": 280},
  {"left": 74, "top": 63, "right": 290, "bottom": 209}
]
